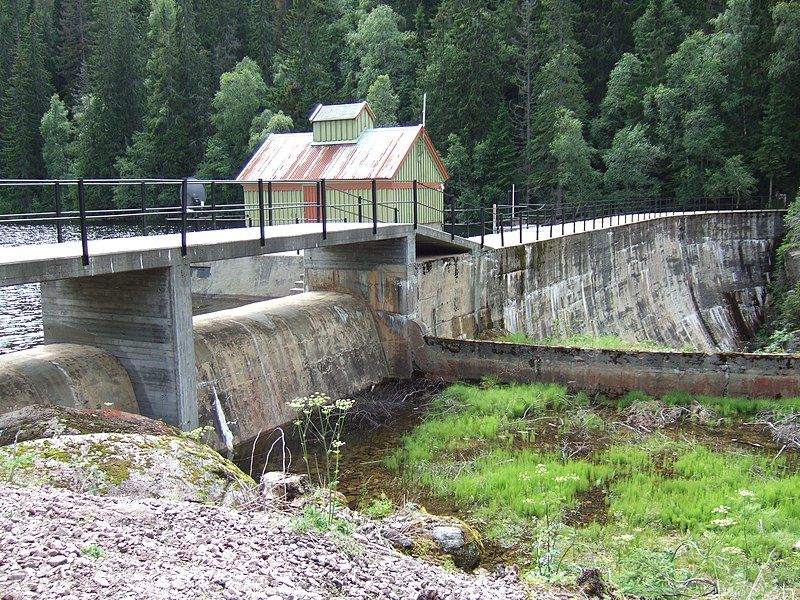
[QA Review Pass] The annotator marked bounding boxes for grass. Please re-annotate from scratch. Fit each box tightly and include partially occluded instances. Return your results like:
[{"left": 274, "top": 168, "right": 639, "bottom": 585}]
[
  {"left": 613, "top": 389, "right": 800, "bottom": 417},
  {"left": 498, "top": 331, "right": 684, "bottom": 352},
  {"left": 385, "top": 381, "right": 800, "bottom": 598}
]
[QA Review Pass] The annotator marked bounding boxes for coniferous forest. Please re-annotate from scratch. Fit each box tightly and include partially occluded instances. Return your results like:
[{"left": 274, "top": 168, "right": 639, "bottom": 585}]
[{"left": 0, "top": 0, "right": 799, "bottom": 214}]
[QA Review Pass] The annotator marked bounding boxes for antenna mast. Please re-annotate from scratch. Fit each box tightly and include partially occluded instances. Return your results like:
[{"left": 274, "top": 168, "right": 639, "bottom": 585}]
[{"left": 422, "top": 93, "right": 427, "bottom": 127}]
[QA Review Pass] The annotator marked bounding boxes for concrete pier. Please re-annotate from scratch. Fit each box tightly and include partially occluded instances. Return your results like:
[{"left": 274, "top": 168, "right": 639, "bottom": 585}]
[{"left": 41, "top": 266, "right": 198, "bottom": 430}]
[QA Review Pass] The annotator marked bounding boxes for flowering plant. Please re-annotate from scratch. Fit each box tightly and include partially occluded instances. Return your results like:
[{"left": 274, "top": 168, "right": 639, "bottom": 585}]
[{"left": 287, "top": 393, "right": 354, "bottom": 524}]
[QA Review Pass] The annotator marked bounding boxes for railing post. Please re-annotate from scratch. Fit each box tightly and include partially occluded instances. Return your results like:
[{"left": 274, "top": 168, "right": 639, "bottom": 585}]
[
  {"left": 450, "top": 196, "right": 455, "bottom": 241},
  {"left": 209, "top": 181, "right": 217, "bottom": 229},
  {"left": 499, "top": 214, "right": 504, "bottom": 247},
  {"left": 318, "top": 182, "right": 323, "bottom": 223},
  {"left": 412, "top": 180, "right": 418, "bottom": 230},
  {"left": 394, "top": 206, "right": 398, "bottom": 223},
  {"left": 140, "top": 181, "right": 148, "bottom": 236},
  {"left": 54, "top": 181, "right": 63, "bottom": 243},
  {"left": 371, "top": 179, "right": 378, "bottom": 235},
  {"left": 267, "top": 181, "right": 273, "bottom": 227},
  {"left": 358, "top": 195, "right": 363, "bottom": 223},
  {"left": 549, "top": 206, "right": 554, "bottom": 238},
  {"left": 561, "top": 204, "right": 565, "bottom": 236},
  {"left": 536, "top": 207, "right": 540, "bottom": 241},
  {"left": 480, "top": 206, "right": 485, "bottom": 248},
  {"left": 258, "top": 178, "right": 266, "bottom": 246},
  {"left": 320, "top": 178, "right": 327, "bottom": 240},
  {"left": 181, "top": 178, "right": 188, "bottom": 256},
  {"left": 77, "top": 179, "right": 89, "bottom": 265},
  {"left": 519, "top": 209, "right": 523, "bottom": 244}
]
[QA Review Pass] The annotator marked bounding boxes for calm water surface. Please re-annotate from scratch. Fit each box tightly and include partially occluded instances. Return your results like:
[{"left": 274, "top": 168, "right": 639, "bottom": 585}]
[{"left": 0, "top": 223, "right": 174, "bottom": 355}]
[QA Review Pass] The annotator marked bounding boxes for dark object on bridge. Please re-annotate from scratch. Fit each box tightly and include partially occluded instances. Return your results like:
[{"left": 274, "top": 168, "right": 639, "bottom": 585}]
[{"left": 0, "top": 404, "right": 178, "bottom": 447}]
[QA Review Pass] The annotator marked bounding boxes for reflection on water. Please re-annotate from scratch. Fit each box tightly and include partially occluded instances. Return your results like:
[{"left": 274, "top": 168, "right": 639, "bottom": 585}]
[{"left": 0, "top": 223, "right": 175, "bottom": 355}]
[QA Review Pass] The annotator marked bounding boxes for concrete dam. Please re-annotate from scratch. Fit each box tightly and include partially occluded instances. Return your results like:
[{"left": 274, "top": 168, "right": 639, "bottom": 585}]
[{"left": 0, "top": 211, "right": 795, "bottom": 452}]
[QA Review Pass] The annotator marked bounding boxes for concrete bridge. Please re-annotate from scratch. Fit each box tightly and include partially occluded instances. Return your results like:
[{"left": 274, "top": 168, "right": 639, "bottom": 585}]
[
  {"left": 0, "top": 221, "right": 477, "bottom": 431},
  {"left": 0, "top": 209, "right": 790, "bottom": 448}
]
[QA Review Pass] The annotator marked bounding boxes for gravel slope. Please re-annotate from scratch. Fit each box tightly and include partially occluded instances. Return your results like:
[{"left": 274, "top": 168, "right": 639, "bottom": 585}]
[{"left": 0, "top": 484, "right": 576, "bottom": 600}]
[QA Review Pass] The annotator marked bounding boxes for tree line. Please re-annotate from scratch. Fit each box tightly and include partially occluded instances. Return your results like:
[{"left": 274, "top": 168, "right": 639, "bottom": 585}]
[{"left": 0, "top": 0, "right": 798, "bottom": 214}]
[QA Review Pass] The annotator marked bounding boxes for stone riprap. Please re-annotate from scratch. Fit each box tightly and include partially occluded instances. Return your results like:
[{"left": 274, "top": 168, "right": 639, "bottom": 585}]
[{"left": 0, "top": 483, "right": 575, "bottom": 600}]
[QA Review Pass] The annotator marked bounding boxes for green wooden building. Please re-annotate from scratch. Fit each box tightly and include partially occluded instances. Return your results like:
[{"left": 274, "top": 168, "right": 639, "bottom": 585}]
[{"left": 237, "top": 101, "right": 449, "bottom": 226}]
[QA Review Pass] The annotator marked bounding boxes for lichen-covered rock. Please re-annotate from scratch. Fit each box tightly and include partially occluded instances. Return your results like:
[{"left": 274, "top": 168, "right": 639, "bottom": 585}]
[
  {"left": 0, "top": 404, "right": 178, "bottom": 447},
  {"left": 380, "top": 505, "right": 484, "bottom": 570},
  {"left": 0, "top": 433, "right": 255, "bottom": 506}
]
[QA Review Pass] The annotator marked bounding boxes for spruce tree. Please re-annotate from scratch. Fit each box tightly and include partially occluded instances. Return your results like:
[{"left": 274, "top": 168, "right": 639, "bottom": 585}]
[
  {"left": 632, "top": 0, "right": 686, "bottom": 84},
  {"left": 591, "top": 53, "right": 645, "bottom": 148},
  {"left": 271, "top": 0, "right": 348, "bottom": 124},
  {"left": 473, "top": 105, "right": 518, "bottom": 207},
  {"left": 418, "top": 0, "right": 514, "bottom": 147},
  {"left": 74, "top": 0, "right": 144, "bottom": 182},
  {"left": 0, "top": 10, "right": 53, "bottom": 211},
  {"left": 117, "top": 0, "right": 211, "bottom": 188},
  {"left": 757, "top": 1, "right": 800, "bottom": 197},
  {"left": 56, "top": 0, "right": 92, "bottom": 101},
  {"left": 245, "top": 0, "right": 276, "bottom": 80},
  {"left": 528, "top": 0, "right": 589, "bottom": 198}
]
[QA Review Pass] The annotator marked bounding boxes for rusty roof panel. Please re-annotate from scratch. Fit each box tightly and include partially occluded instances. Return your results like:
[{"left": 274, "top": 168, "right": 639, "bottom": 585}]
[{"left": 237, "top": 125, "right": 431, "bottom": 182}]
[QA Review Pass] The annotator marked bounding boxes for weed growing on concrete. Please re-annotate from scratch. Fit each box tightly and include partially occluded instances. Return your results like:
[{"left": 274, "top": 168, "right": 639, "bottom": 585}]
[
  {"left": 287, "top": 393, "right": 353, "bottom": 525},
  {"left": 499, "top": 331, "right": 681, "bottom": 352}
]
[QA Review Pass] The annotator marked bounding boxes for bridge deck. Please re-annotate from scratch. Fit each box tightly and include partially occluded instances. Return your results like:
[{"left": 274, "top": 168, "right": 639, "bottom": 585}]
[
  {"left": 470, "top": 210, "right": 781, "bottom": 249},
  {"left": 0, "top": 222, "right": 479, "bottom": 286}
]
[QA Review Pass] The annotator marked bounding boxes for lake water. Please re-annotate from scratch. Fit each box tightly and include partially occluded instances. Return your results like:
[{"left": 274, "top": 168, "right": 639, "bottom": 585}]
[{"left": 0, "top": 223, "right": 174, "bottom": 355}]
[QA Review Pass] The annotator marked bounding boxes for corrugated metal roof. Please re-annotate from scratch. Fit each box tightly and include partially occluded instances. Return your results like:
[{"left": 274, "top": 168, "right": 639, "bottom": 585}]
[
  {"left": 238, "top": 125, "right": 447, "bottom": 182},
  {"left": 309, "top": 101, "right": 369, "bottom": 122}
]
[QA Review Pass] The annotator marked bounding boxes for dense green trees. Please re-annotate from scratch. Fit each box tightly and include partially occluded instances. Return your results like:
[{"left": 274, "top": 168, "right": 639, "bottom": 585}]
[{"left": 0, "top": 0, "right": 798, "bottom": 215}]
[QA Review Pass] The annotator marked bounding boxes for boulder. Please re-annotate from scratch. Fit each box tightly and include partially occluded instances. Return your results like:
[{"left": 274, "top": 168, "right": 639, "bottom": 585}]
[
  {"left": 258, "top": 471, "right": 310, "bottom": 506},
  {"left": 380, "top": 506, "right": 484, "bottom": 570},
  {"left": 0, "top": 433, "right": 255, "bottom": 506},
  {"left": 0, "top": 404, "right": 178, "bottom": 447}
]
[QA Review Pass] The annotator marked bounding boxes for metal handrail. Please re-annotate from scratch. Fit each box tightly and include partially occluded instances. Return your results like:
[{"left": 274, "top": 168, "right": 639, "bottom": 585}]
[{"left": 0, "top": 177, "right": 787, "bottom": 263}]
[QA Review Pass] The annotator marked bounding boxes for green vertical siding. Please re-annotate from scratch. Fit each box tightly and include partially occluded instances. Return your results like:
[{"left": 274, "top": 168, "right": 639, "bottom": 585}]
[
  {"left": 246, "top": 184, "right": 442, "bottom": 226},
  {"left": 397, "top": 137, "right": 446, "bottom": 183},
  {"left": 312, "top": 109, "right": 374, "bottom": 143}
]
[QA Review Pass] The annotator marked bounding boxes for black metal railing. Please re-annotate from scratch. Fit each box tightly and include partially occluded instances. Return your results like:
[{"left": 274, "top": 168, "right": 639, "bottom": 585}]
[{"left": 0, "top": 178, "right": 788, "bottom": 264}]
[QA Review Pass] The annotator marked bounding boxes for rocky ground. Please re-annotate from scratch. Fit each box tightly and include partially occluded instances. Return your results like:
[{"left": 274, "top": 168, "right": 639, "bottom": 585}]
[{"left": 0, "top": 483, "right": 577, "bottom": 600}]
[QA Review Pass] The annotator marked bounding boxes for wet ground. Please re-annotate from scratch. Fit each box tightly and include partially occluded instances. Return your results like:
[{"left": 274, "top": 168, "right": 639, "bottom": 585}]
[{"left": 235, "top": 381, "right": 797, "bottom": 572}]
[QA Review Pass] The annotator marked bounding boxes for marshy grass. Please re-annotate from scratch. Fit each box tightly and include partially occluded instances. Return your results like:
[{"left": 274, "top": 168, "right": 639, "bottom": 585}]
[
  {"left": 613, "top": 389, "right": 800, "bottom": 417},
  {"left": 385, "top": 381, "right": 800, "bottom": 597}
]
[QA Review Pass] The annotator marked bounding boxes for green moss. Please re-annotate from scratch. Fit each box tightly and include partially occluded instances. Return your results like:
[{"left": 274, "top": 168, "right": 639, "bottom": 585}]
[{"left": 94, "top": 458, "right": 132, "bottom": 485}]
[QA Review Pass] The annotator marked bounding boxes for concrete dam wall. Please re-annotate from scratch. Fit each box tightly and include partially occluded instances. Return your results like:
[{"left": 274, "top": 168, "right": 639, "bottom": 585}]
[
  {"left": 194, "top": 292, "right": 389, "bottom": 453},
  {"left": 0, "top": 344, "right": 138, "bottom": 415},
  {"left": 416, "top": 212, "right": 784, "bottom": 351}
]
